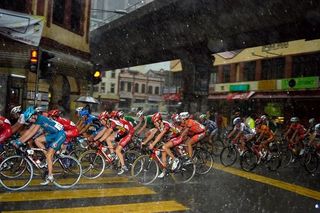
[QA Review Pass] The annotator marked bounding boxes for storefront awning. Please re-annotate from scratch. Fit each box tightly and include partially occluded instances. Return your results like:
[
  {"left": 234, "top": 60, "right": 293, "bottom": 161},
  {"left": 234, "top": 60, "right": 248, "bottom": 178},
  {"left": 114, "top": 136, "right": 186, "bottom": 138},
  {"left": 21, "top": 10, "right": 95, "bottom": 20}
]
[
  {"left": 252, "top": 90, "right": 320, "bottom": 99},
  {"left": 209, "top": 91, "right": 255, "bottom": 100}
]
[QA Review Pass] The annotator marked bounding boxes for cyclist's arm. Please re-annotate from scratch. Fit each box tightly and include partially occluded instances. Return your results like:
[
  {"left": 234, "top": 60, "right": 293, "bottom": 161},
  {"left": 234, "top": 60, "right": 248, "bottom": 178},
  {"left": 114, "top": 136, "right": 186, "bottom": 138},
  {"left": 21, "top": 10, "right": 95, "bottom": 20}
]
[
  {"left": 137, "top": 119, "right": 147, "bottom": 135},
  {"left": 149, "top": 128, "right": 168, "bottom": 148},
  {"left": 19, "top": 124, "right": 41, "bottom": 143},
  {"left": 79, "top": 123, "right": 91, "bottom": 135},
  {"left": 99, "top": 128, "right": 113, "bottom": 142},
  {"left": 93, "top": 126, "right": 107, "bottom": 141}
]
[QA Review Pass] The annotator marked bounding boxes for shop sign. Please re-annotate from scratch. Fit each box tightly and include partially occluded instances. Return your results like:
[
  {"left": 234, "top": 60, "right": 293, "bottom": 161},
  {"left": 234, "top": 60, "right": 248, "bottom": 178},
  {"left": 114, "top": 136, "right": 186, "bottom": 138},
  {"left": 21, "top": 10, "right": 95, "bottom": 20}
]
[
  {"left": 281, "top": 76, "right": 319, "bottom": 90},
  {"left": 229, "top": 84, "right": 250, "bottom": 91},
  {"left": 258, "top": 80, "right": 276, "bottom": 90}
]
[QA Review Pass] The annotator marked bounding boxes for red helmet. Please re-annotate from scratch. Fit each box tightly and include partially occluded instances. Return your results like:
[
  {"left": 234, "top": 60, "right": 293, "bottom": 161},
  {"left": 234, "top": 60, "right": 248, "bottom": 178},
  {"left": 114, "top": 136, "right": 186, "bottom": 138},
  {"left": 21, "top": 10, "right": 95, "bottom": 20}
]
[
  {"left": 98, "top": 111, "right": 110, "bottom": 120},
  {"left": 152, "top": 112, "right": 162, "bottom": 123},
  {"left": 48, "top": 109, "right": 61, "bottom": 117},
  {"left": 110, "top": 110, "right": 118, "bottom": 118}
]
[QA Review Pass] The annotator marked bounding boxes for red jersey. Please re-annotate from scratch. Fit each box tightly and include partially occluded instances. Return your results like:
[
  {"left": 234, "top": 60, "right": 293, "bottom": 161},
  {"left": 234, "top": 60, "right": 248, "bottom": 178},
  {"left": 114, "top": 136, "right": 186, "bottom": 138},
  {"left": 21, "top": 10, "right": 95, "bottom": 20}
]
[
  {"left": 110, "top": 118, "right": 134, "bottom": 135},
  {"left": 184, "top": 119, "right": 206, "bottom": 135},
  {"left": 0, "top": 116, "right": 12, "bottom": 143},
  {"left": 56, "top": 117, "right": 77, "bottom": 131},
  {"left": 290, "top": 123, "right": 306, "bottom": 136}
]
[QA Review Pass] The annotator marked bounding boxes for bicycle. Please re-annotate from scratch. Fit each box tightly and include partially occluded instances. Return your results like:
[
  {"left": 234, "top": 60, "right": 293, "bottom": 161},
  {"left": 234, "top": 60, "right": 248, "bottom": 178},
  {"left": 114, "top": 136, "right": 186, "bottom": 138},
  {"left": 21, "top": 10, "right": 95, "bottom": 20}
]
[
  {"left": 79, "top": 140, "right": 139, "bottom": 179},
  {"left": 0, "top": 143, "right": 82, "bottom": 191},
  {"left": 131, "top": 144, "right": 196, "bottom": 185}
]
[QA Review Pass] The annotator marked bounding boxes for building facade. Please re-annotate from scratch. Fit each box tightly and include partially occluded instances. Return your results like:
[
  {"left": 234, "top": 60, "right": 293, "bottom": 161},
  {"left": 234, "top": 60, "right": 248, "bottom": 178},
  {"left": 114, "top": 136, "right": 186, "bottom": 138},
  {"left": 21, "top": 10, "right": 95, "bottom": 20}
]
[
  {"left": 171, "top": 39, "right": 320, "bottom": 124},
  {"left": 0, "top": 0, "right": 92, "bottom": 116}
]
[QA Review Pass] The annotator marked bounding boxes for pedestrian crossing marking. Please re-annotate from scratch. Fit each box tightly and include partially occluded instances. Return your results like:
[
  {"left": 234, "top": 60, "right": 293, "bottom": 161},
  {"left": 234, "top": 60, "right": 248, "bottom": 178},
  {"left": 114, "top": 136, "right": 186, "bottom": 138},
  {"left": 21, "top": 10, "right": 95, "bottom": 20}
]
[
  {"left": 213, "top": 163, "right": 320, "bottom": 201},
  {"left": 2, "top": 200, "right": 189, "bottom": 213},
  {"left": 0, "top": 187, "right": 156, "bottom": 202}
]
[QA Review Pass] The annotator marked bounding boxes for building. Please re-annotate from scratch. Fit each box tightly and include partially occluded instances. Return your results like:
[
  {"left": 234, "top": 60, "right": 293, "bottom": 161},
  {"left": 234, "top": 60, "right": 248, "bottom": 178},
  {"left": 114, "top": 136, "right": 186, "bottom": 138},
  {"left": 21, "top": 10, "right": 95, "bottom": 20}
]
[
  {"left": 0, "top": 1, "right": 93, "bottom": 116},
  {"left": 118, "top": 69, "right": 165, "bottom": 113},
  {"left": 171, "top": 39, "right": 320, "bottom": 124}
]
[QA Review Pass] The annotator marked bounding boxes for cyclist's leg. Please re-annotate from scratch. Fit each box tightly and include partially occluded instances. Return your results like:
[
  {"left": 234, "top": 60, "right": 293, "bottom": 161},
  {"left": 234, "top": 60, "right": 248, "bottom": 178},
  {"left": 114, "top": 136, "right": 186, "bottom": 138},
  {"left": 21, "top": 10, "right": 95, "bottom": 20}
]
[
  {"left": 106, "top": 132, "right": 116, "bottom": 153},
  {"left": 187, "top": 132, "right": 206, "bottom": 157},
  {"left": 116, "top": 133, "right": 132, "bottom": 167},
  {"left": 142, "top": 128, "right": 157, "bottom": 145},
  {"left": 46, "top": 132, "right": 66, "bottom": 177}
]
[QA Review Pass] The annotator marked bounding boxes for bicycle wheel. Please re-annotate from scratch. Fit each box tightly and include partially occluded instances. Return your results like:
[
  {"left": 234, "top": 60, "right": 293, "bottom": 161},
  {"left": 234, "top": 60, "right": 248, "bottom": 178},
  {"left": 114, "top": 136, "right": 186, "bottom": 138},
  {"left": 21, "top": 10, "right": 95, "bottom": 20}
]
[
  {"left": 266, "top": 153, "right": 281, "bottom": 171},
  {"left": 124, "top": 150, "right": 140, "bottom": 170},
  {"left": 304, "top": 153, "right": 318, "bottom": 173},
  {"left": 171, "top": 157, "right": 196, "bottom": 183},
  {"left": 240, "top": 150, "right": 257, "bottom": 171},
  {"left": 52, "top": 155, "right": 82, "bottom": 188},
  {"left": 220, "top": 146, "right": 237, "bottom": 166},
  {"left": 131, "top": 155, "right": 159, "bottom": 185},
  {"left": 211, "top": 140, "right": 225, "bottom": 156},
  {"left": 79, "top": 150, "right": 105, "bottom": 179},
  {"left": 0, "top": 155, "right": 33, "bottom": 191},
  {"left": 193, "top": 148, "right": 213, "bottom": 175},
  {"left": 281, "top": 150, "right": 293, "bottom": 168}
]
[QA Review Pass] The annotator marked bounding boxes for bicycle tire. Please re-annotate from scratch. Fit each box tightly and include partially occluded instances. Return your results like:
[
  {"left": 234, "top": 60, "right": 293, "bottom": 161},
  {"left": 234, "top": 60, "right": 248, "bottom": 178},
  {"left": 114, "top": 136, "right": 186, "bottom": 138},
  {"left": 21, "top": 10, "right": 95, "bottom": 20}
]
[
  {"left": 193, "top": 148, "right": 213, "bottom": 175},
  {"left": 124, "top": 150, "right": 140, "bottom": 170},
  {"left": 281, "top": 150, "right": 293, "bottom": 168},
  {"left": 171, "top": 157, "right": 196, "bottom": 183},
  {"left": 266, "top": 154, "right": 281, "bottom": 171},
  {"left": 52, "top": 155, "right": 82, "bottom": 188},
  {"left": 220, "top": 146, "right": 237, "bottom": 166},
  {"left": 79, "top": 150, "right": 105, "bottom": 179},
  {"left": 0, "top": 155, "right": 33, "bottom": 191},
  {"left": 211, "top": 140, "right": 225, "bottom": 156},
  {"left": 131, "top": 155, "right": 159, "bottom": 185},
  {"left": 304, "top": 153, "right": 318, "bottom": 173},
  {"left": 240, "top": 150, "right": 257, "bottom": 171}
]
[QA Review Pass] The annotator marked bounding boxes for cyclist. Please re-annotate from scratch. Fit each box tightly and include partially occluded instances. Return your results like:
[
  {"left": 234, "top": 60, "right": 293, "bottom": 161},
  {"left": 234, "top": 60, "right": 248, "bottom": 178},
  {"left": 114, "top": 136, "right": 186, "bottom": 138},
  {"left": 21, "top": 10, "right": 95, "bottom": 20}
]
[
  {"left": 255, "top": 118, "right": 275, "bottom": 159},
  {"left": 309, "top": 123, "right": 320, "bottom": 149},
  {"left": 108, "top": 117, "right": 134, "bottom": 175},
  {"left": 180, "top": 112, "right": 206, "bottom": 158},
  {"left": 227, "top": 117, "right": 255, "bottom": 155},
  {"left": 148, "top": 112, "right": 182, "bottom": 178},
  {"left": 138, "top": 111, "right": 158, "bottom": 147},
  {"left": 199, "top": 113, "right": 218, "bottom": 144},
  {"left": 0, "top": 116, "right": 12, "bottom": 153},
  {"left": 77, "top": 108, "right": 100, "bottom": 136},
  {"left": 12, "top": 106, "right": 66, "bottom": 185},
  {"left": 10, "top": 106, "right": 27, "bottom": 134},
  {"left": 48, "top": 109, "right": 79, "bottom": 145},
  {"left": 284, "top": 117, "right": 306, "bottom": 155},
  {"left": 116, "top": 111, "right": 138, "bottom": 128}
]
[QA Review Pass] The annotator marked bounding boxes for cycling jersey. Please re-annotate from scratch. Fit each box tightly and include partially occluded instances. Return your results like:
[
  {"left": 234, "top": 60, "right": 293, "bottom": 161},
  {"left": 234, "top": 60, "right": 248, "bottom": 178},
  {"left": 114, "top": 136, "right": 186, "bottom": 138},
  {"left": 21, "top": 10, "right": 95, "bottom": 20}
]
[
  {"left": 234, "top": 123, "right": 254, "bottom": 135},
  {"left": 110, "top": 118, "right": 134, "bottom": 147},
  {"left": 202, "top": 119, "right": 217, "bottom": 133},
  {"left": 124, "top": 116, "right": 138, "bottom": 127},
  {"left": 84, "top": 114, "right": 99, "bottom": 126},
  {"left": 290, "top": 123, "right": 306, "bottom": 138},
  {"left": 256, "top": 124, "right": 274, "bottom": 140},
  {"left": 0, "top": 116, "right": 12, "bottom": 144},
  {"left": 55, "top": 117, "right": 79, "bottom": 142},
  {"left": 34, "top": 115, "right": 66, "bottom": 151},
  {"left": 145, "top": 115, "right": 155, "bottom": 128},
  {"left": 184, "top": 119, "right": 206, "bottom": 135}
]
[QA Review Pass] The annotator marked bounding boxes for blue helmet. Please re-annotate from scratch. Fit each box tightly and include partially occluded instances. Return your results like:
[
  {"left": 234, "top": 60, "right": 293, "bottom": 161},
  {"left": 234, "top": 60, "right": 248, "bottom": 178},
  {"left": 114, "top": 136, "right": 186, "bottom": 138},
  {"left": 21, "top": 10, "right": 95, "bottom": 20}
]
[
  {"left": 79, "top": 109, "right": 89, "bottom": 117},
  {"left": 23, "top": 106, "right": 36, "bottom": 122}
]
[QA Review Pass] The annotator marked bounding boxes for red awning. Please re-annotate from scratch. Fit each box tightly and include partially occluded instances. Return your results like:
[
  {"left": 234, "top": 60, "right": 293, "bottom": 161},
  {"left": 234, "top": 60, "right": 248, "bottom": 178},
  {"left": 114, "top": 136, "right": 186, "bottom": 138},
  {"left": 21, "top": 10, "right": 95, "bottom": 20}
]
[
  {"left": 209, "top": 91, "right": 255, "bottom": 100},
  {"left": 163, "top": 93, "right": 181, "bottom": 101}
]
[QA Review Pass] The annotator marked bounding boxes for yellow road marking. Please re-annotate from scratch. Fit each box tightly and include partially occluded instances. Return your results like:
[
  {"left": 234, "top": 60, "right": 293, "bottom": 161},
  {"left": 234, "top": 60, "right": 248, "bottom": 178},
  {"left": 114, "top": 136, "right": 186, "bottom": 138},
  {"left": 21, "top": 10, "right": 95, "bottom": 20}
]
[
  {"left": 213, "top": 163, "right": 320, "bottom": 200},
  {"left": 2, "top": 200, "right": 189, "bottom": 213},
  {"left": 0, "top": 187, "right": 155, "bottom": 202},
  {"left": 0, "top": 176, "right": 132, "bottom": 187}
]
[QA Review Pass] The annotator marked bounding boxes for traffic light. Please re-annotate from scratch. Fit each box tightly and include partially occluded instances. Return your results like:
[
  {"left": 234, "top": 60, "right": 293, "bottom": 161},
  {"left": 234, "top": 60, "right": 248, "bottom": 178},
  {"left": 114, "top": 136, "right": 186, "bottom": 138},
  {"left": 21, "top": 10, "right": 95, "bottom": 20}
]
[
  {"left": 89, "top": 64, "right": 102, "bottom": 85},
  {"left": 29, "top": 49, "right": 39, "bottom": 73},
  {"left": 39, "top": 51, "right": 55, "bottom": 79}
]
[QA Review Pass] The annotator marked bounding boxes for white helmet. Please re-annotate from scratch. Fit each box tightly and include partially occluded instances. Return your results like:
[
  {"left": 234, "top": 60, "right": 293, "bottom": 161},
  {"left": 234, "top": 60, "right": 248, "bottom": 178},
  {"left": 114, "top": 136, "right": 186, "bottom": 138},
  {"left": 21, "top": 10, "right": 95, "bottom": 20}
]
[
  {"left": 309, "top": 118, "right": 316, "bottom": 124},
  {"left": 315, "top": 124, "right": 320, "bottom": 132},
  {"left": 10, "top": 106, "right": 22, "bottom": 115},
  {"left": 179, "top": 112, "right": 190, "bottom": 120},
  {"left": 76, "top": 107, "right": 83, "bottom": 113},
  {"left": 290, "top": 117, "right": 299, "bottom": 123},
  {"left": 233, "top": 117, "right": 241, "bottom": 125},
  {"left": 136, "top": 110, "right": 144, "bottom": 118},
  {"left": 35, "top": 106, "right": 46, "bottom": 113}
]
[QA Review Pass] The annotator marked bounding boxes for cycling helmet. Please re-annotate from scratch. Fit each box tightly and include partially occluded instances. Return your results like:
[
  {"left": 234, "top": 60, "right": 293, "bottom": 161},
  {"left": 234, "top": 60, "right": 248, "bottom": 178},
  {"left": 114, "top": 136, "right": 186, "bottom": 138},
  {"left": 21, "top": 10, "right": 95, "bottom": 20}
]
[
  {"left": 172, "top": 114, "right": 181, "bottom": 123},
  {"left": 23, "top": 106, "right": 36, "bottom": 122},
  {"left": 152, "top": 112, "right": 162, "bottom": 123},
  {"left": 179, "top": 112, "right": 190, "bottom": 120},
  {"left": 315, "top": 124, "right": 320, "bottom": 132},
  {"left": 98, "top": 111, "right": 110, "bottom": 120},
  {"left": 255, "top": 118, "right": 262, "bottom": 125},
  {"left": 76, "top": 107, "right": 83, "bottom": 113},
  {"left": 10, "top": 106, "right": 22, "bottom": 115},
  {"left": 260, "top": 115, "right": 267, "bottom": 121},
  {"left": 48, "top": 109, "right": 61, "bottom": 117},
  {"left": 199, "top": 114, "right": 207, "bottom": 120},
  {"left": 79, "top": 109, "right": 90, "bottom": 117},
  {"left": 233, "top": 117, "right": 241, "bottom": 125},
  {"left": 290, "top": 117, "right": 299, "bottom": 123},
  {"left": 136, "top": 110, "right": 144, "bottom": 118},
  {"left": 309, "top": 118, "right": 316, "bottom": 124},
  {"left": 35, "top": 106, "right": 46, "bottom": 113},
  {"left": 117, "top": 111, "right": 124, "bottom": 118},
  {"left": 110, "top": 110, "right": 118, "bottom": 119}
]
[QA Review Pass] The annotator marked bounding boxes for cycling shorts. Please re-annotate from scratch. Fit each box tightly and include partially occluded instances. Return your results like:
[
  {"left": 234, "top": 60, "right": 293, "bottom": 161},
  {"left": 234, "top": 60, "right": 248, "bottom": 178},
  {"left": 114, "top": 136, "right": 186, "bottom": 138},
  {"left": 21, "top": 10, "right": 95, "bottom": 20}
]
[
  {"left": 118, "top": 133, "right": 133, "bottom": 148},
  {"left": 190, "top": 131, "right": 206, "bottom": 143},
  {"left": 45, "top": 131, "right": 66, "bottom": 151}
]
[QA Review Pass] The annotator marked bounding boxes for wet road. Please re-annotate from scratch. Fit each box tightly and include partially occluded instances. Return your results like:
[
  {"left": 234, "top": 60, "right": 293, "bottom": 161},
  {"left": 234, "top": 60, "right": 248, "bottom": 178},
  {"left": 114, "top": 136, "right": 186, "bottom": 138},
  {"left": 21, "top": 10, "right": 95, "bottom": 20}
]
[{"left": 1, "top": 160, "right": 320, "bottom": 213}]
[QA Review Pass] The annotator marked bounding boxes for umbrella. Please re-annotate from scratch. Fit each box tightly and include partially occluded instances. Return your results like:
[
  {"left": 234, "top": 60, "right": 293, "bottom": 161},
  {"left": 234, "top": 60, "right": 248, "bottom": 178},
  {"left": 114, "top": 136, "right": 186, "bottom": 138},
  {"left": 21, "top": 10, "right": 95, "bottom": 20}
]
[{"left": 75, "top": 96, "right": 100, "bottom": 104}]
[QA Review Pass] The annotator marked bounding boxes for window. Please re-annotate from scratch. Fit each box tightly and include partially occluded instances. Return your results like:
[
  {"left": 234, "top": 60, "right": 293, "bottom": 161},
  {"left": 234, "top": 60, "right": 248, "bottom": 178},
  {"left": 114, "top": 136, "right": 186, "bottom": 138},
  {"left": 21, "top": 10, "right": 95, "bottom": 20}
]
[
  {"left": 127, "top": 82, "right": 132, "bottom": 92},
  {"left": 52, "top": 0, "right": 84, "bottom": 34},
  {"left": 135, "top": 83, "right": 139, "bottom": 93},
  {"left": 142, "top": 84, "right": 146, "bottom": 93},
  {"left": 110, "top": 83, "right": 115, "bottom": 93},
  {"left": 100, "top": 82, "right": 105, "bottom": 93},
  {"left": 0, "top": 0, "right": 28, "bottom": 13},
  {"left": 93, "top": 85, "right": 99, "bottom": 92},
  {"left": 111, "top": 70, "right": 116, "bottom": 78},
  {"left": 155, "top": 86, "right": 160, "bottom": 95},
  {"left": 148, "top": 86, "right": 153, "bottom": 94},
  {"left": 210, "top": 67, "right": 217, "bottom": 84},
  {"left": 261, "top": 58, "right": 285, "bottom": 80},
  {"left": 120, "top": 81, "right": 125, "bottom": 91},
  {"left": 292, "top": 52, "right": 320, "bottom": 78},
  {"left": 243, "top": 61, "right": 256, "bottom": 81},
  {"left": 222, "top": 65, "right": 231, "bottom": 83}
]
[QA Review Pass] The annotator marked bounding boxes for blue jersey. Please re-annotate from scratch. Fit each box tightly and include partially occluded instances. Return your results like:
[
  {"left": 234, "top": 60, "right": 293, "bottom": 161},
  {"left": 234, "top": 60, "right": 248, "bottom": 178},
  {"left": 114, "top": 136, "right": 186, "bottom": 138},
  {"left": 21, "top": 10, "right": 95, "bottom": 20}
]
[
  {"left": 84, "top": 114, "right": 99, "bottom": 125},
  {"left": 203, "top": 119, "right": 217, "bottom": 133},
  {"left": 35, "top": 115, "right": 64, "bottom": 134}
]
